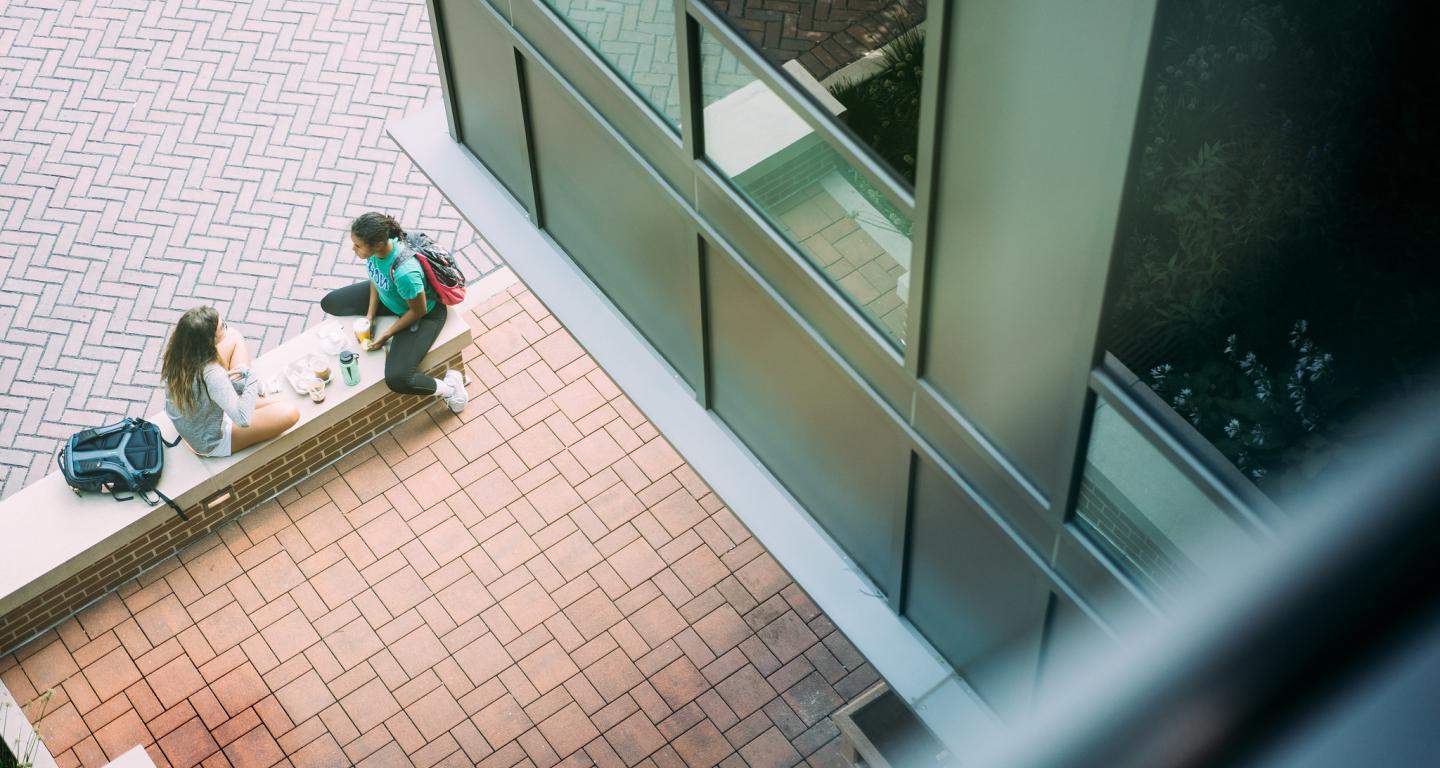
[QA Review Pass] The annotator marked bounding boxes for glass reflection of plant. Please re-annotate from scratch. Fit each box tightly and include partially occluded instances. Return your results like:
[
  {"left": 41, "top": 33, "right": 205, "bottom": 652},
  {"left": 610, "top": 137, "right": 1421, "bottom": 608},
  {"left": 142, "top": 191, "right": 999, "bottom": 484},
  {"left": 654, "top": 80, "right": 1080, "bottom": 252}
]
[
  {"left": 829, "top": 24, "right": 925, "bottom": 186},
  {"left": 837, "top": 167, "right": 913, "bottom": 238},
  {"left": 1149, "top": 321, "right": 1347, "bottom": 487},
  {"left": 845, "top": 203, "right": 907, "bottom": 237},
  {"left": 1110, "top": 1, "right": 1439, "bottom": 500},
  {"left": 1118, "top": 3, "right": 1323, "bottom": 351}
]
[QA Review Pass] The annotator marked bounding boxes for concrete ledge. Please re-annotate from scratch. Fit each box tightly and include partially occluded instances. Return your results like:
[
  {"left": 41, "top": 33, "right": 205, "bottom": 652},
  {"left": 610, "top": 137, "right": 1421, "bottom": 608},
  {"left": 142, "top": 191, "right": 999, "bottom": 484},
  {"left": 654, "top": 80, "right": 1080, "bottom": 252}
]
[
  {"left": 390, "top": 102, "right": 993, "bottom": 756},
  {"left": 0, "top": 269, "right": 517, "bottom": 652}
]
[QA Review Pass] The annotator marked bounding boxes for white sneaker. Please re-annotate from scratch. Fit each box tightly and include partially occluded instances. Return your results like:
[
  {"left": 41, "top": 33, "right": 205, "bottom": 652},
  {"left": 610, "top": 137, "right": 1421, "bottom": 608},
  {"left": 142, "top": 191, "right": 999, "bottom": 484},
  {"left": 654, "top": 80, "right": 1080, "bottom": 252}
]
[{"left": 442, "top": 370, "right": 468, "bottom": 413}]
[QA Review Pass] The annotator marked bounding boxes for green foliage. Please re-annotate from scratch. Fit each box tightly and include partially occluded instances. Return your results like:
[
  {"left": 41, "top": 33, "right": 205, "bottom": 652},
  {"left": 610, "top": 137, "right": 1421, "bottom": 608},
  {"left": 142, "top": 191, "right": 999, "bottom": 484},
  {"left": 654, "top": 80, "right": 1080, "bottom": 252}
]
[
  {"left": 1103, "top": 0, "right": 1440, "bottom": 498},
  {"left": 1148, "top": 321, "right": 1350, "bottom": 488},
  {"left": 828, "top": 25, "right": 925, "bottom": 186},
  {"left": 1118, "top": 2, "right": 1325, "bottom": 351},
  {"left": 837, "top": 165, "right": 913, "bottom": 238}
]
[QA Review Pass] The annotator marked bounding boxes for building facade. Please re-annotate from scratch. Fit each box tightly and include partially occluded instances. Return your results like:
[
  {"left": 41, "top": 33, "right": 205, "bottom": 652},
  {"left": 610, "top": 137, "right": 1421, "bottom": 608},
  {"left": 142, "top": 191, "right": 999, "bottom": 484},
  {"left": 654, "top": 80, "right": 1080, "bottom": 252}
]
[{"left": 415, "top": 0, "right": 1437, "bottom": 746}]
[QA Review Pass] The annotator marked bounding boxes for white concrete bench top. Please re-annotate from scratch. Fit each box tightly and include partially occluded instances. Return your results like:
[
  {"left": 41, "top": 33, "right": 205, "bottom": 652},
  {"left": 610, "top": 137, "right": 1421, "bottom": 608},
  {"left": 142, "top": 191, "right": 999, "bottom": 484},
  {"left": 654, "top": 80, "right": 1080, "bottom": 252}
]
[{"left": 0, "top": 268, "right": 516, "bottom": 620}]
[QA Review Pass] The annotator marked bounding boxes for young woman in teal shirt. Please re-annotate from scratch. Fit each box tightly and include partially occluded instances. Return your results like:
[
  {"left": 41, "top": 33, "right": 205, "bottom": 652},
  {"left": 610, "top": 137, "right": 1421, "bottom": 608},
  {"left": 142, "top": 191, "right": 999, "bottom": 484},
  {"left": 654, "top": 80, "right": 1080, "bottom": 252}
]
[{"left": 320, "top": 212, "right": 468, "bottom": 412}]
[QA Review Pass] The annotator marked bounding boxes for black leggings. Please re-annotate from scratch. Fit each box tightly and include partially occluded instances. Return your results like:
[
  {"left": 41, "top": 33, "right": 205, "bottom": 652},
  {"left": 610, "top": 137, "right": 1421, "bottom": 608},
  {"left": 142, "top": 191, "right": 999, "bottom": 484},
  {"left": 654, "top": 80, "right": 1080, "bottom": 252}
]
[{"left": 320, "top": 281, "right": 448, "bottom": 396}]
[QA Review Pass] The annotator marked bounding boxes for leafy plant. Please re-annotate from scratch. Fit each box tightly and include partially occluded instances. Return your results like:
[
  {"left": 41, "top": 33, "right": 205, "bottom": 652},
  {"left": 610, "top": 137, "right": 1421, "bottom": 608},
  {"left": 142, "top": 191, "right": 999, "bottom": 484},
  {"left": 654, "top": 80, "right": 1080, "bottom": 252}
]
[
  {"left": 1112, "top": 2, "right": 1338, "bottom": 356},
  {"left": 836, "top": 164, "right": 913, "bottom": 238},
  {"left": 1099, "top": 0, "right": 1440, "bottom": 499},
  {"left": 1148, "top": 320, "right": 1348, "bottom": 487},
  {"left": 2, "top": 690, "right": 54, "bottom": 768},
  {"left": 828, "top": 25, "right": 925, "bottom": 186}
]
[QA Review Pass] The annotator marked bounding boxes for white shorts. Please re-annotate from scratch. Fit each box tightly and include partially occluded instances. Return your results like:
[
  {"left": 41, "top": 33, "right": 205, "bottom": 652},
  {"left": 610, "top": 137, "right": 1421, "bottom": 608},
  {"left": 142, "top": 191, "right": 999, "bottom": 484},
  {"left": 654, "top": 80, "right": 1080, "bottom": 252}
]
[{"left": 197, "top": 415, "right": 234, "bottom": 458}]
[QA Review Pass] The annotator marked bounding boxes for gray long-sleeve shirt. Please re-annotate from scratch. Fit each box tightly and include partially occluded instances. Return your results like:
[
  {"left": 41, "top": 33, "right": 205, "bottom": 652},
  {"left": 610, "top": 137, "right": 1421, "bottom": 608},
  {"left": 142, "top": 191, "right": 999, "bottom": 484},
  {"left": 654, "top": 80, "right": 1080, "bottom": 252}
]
[{"left": 164, "top": 363, "right": 259, "bottom": 455}]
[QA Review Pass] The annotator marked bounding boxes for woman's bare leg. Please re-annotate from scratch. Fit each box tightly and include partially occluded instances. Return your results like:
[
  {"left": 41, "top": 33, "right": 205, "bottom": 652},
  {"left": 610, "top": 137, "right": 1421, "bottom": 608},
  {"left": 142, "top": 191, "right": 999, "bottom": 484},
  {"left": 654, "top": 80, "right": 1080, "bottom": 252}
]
[{"left": 229, "top": 402, "right": 300, "bottom": 453}]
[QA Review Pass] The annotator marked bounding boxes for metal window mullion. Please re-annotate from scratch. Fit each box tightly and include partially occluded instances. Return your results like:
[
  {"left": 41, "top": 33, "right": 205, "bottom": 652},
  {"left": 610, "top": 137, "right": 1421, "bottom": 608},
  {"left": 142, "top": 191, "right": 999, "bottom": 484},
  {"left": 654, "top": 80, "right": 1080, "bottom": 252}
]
[
  {"left": 1095, "top": 352, "right": 1281, "bottom": 526},
  {"left": 1057, "top": 4, "right": 1166, "bottom": 530},
  {"left": 674, "top": 0, "right": 701, "bottom": 163},
  {"left": 900, "top": 0, "right": 951, "bottom": 378},
  {"left": 686, "top": 0, "right": 916, "bottom": 216},
  {"left": 425, "top": 0, "right": 462, "bottom": 141},
  {"left": 891, "top": 449, "right": 918, "bottom": 615},
  {"left": 1088, "top": 363, "right": 1276, "bottom": 536}
]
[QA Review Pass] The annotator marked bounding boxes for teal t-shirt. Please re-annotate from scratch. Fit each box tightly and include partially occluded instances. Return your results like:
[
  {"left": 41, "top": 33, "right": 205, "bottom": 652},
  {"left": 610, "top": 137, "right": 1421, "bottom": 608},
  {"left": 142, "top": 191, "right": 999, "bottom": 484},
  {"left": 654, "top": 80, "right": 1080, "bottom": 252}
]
[{"left": 367, "top": 239, "right": 436, "bottom": 316}]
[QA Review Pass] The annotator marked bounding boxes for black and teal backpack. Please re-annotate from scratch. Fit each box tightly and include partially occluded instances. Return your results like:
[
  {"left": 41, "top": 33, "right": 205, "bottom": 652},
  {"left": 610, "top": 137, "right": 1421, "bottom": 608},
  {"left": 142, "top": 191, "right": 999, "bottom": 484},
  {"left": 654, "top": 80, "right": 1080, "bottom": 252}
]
[{"left": 56, "top": 417, "right": 188, "bottom": 520}]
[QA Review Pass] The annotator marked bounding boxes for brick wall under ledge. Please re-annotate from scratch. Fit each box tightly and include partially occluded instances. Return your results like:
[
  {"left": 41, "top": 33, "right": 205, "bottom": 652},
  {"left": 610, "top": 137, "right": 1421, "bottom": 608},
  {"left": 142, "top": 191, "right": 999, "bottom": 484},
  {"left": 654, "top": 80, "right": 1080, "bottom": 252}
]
[{"left": 0, "top": 352, "right": 464, "bottom": 655}]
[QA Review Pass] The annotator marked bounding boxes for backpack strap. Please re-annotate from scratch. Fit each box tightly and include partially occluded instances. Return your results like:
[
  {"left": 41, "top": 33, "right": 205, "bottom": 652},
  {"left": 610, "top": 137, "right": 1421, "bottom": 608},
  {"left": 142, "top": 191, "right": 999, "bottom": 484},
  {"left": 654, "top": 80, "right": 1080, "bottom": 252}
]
[
  {"left": 133, "top": 417, "right": 182, "bottom": 448},
  {"left": 72, "top": 419, "right": 134, "bottom": 446},
  {"left": 389, "top": 245, "right": 416, "bottom": 283},
  {"left": 388, "top": 246, "right": 431, "bottom": 331},
  {"left": 390, "top": 237, "right": 445, "bottom": 286},
  {"left": 149, "top": 488, "right": 189, "bottom": 522}
]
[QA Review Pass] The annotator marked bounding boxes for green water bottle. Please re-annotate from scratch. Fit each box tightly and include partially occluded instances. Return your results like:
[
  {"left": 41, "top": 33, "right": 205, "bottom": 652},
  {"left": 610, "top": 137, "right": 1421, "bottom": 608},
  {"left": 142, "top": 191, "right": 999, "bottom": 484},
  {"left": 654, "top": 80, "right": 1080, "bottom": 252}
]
[{"left": 339, "top": 350, "right": 360, "bottom": 386}]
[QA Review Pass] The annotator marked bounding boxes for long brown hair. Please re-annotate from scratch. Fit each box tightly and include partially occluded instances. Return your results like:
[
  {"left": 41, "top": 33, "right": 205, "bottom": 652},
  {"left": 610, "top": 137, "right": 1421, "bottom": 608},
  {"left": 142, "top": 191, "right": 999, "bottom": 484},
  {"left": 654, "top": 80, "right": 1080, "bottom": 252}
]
[{"left": 162, "top": 306, "right": 221, "bottom": 414}]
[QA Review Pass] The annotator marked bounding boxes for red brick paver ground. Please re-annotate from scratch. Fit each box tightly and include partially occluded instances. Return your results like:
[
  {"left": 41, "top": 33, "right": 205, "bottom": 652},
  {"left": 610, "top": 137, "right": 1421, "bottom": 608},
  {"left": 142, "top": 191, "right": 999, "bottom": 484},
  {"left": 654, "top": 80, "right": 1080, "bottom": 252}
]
[{"left": 0, "top": 285, "right": 880, "bottom": 767}]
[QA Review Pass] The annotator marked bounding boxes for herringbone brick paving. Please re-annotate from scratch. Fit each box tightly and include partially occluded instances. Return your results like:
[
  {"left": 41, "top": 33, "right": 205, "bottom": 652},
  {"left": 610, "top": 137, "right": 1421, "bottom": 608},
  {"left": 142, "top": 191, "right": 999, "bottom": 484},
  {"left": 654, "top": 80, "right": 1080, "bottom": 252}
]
[
  {"left": 0, "top": 0, "right": 503, "bottom": 500},
  {"left": 0, "top": 0, "right": 924, "bottom": 499},
  {"left": 1, "top": 285, "right": 878, "bottom": 767},
  {"left": 548, "top": 0, "right": 688, "bottom": 124},
  {"left": 706, "top": 0, "right": 925, "bottom": 79},
  {"left": 544, "top": 0, "right": 924, "bottom": 128}
]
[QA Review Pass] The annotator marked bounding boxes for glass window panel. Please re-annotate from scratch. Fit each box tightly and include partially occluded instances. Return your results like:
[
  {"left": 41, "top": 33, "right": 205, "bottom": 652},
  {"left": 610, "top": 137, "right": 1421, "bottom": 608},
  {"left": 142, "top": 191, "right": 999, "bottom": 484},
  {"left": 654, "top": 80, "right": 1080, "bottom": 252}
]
[
  {"left": 700, "top": 32, "right": 912, "bottom": 346},
  {"left": 541, "top": 0, "right": 682, "bottom": 128},
  {"left": 1102, "top": 1, "right": 1439, "bottom": 507},
  {"left": 1075, "top": 399, "right": 1263, "bottom": 605},
  {"left": 698, "top": 0, "right": 927, "bottom": 185}
]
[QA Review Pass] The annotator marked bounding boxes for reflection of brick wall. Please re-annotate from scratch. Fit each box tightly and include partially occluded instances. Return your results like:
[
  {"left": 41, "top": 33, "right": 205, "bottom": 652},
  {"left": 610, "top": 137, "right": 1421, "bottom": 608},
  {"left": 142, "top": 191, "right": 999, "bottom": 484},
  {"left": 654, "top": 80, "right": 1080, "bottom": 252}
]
[
  {"left": 735, "top": 134, "right": 839, "bottom": 209},
  {"left": 0, "top": 353, "right": 462, "bottom": 655},
  {"left": 1075, "top": 471, "right": 1196, "bottom": 602}
]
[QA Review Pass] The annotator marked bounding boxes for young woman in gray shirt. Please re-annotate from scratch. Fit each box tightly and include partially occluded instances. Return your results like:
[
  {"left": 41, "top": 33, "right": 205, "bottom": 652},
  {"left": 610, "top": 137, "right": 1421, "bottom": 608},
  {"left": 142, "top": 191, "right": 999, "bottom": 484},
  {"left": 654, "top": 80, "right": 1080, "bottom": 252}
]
[{"left": 162, "top": 306, "right": 299, "bottom": 457}]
